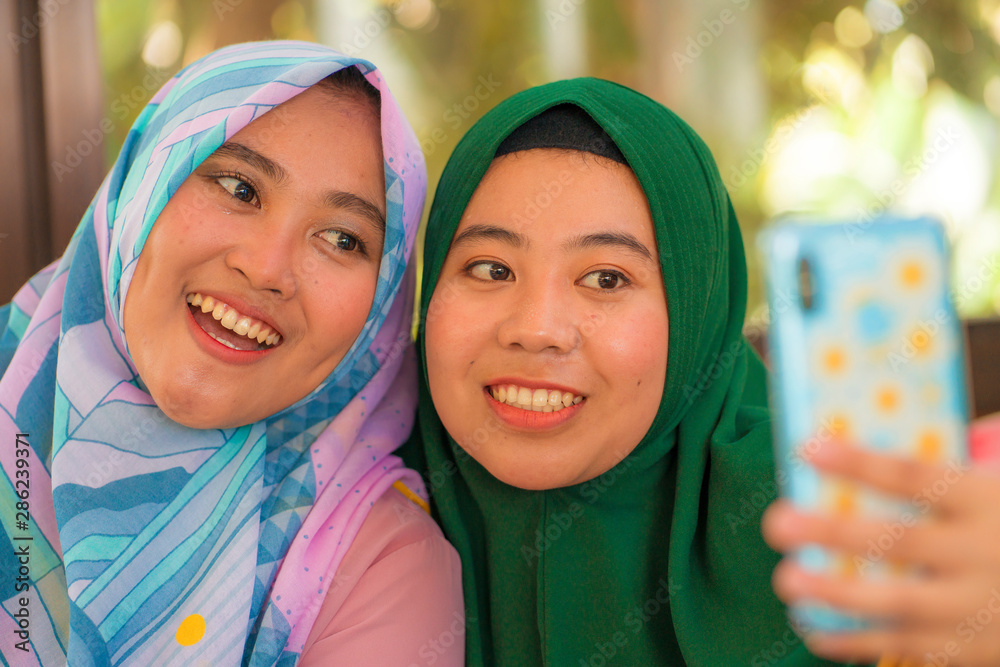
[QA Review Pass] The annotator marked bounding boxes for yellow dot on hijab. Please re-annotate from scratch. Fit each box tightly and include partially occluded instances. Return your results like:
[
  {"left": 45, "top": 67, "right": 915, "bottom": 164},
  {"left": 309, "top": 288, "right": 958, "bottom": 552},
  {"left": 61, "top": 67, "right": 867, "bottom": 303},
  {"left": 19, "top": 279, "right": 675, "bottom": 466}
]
[{"left": 176, "top": 613, "right": 206, "bottom": 646}]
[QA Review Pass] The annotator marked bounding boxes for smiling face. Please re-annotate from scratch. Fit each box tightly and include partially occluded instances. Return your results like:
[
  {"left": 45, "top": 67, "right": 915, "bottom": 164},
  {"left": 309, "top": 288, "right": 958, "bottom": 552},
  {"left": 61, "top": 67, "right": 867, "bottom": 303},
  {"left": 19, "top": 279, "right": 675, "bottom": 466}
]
[
  {"left": 425, "top": 149, "right": 669, "bottom": 490},
  {"left": 123, "top": 82, "right": 385, "bottom": 429}
]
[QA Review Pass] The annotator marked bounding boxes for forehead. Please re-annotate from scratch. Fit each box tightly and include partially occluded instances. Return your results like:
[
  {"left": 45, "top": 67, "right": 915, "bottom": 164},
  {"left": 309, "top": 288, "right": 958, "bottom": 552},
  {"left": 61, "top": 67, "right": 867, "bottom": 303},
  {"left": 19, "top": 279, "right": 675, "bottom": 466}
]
[
  {"left": 217, "top": 85, "right": 386, "bottom": 206},
  {"left": 231, "top": 84, "right": 380, "bottom": 147},
  {"left": 458, "top": 149, "right": 656, "bottom": 244}
]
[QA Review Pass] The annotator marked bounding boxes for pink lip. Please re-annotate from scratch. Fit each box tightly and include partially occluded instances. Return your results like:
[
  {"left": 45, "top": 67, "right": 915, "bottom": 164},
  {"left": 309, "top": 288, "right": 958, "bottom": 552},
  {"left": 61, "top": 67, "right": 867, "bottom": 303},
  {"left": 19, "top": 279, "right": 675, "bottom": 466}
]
[
  {"left": 185, "top": 304, "right": 277, "bottom": 365},
  {"left": 484, "top": 388, "right": 585, "bottom": 431},
  {"left": 485, "top": 377, "right": 585, "bottom": 397},
  {"left": 193, "top": 290, "right": 283, "bottom": 337}
]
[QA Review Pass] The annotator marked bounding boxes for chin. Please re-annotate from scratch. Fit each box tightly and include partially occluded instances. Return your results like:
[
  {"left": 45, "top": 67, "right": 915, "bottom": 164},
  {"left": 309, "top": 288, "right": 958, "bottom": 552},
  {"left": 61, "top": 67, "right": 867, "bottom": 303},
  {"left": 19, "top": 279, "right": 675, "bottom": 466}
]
[
  {"left": 159, "top": 404, "right": 227, "bottom": 430},
  {"left": 152, "top": 387, "right": 241, "bottom": 430},
  {"left": 475, "top": 455, "right": 588, "bottom": 491}
]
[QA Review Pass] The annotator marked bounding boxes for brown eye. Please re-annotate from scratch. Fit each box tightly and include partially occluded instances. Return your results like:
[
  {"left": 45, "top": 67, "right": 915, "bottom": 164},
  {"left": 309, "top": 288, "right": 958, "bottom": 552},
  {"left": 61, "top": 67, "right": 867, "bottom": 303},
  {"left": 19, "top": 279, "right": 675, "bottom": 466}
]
[
  {"left": 320, "top": 230, "right": 360, "bottom": 253},
  {"left": 234, "top": 183, "right": 253, "bottom": 202},
  {"left": 469, "top": 262, "right": 513, "bottom": 281},
  {"left": 580, "top": 270, "right": 628, "bottom": 290},
  {"left": 336, "top": 233, "right": 358, "bottom": 252},
  {"left": 217, "top": 176, "right": 259, "bottom": 206}
]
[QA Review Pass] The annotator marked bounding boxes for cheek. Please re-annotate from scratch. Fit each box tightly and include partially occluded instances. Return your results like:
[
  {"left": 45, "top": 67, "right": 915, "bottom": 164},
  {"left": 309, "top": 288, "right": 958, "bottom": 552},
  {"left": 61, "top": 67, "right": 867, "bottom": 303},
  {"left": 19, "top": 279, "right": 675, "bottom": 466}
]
[
  {"left": 305, "top": 269, "right": 378, "bottom": 356},
  {"left": 425, "top": 289, "right": 466, "bottom": 379},
  {"left": 130, "top": 195, "right": 218, "bottom": 296},
  {"left": 425, "top": 280, "right": 495, "bottom": 366},
  {"left": 155, "top": 184, "right": 215, "bottom": 247},
  {"left": 603, "top": 303, "right": 669, "bottom": 403},
  {"left": 123, "top": 239, "right": 177, "bottom": 373},
  {"left": 425, "top": 282, "right": 493, "bottom": 414}
]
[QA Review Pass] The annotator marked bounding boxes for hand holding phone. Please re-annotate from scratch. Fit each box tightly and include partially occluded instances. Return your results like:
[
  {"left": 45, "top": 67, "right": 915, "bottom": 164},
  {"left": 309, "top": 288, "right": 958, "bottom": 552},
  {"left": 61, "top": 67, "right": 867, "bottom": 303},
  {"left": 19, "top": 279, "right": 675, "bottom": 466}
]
[{"left": 760, "top": 216, "right": 969, "bottom": 633}]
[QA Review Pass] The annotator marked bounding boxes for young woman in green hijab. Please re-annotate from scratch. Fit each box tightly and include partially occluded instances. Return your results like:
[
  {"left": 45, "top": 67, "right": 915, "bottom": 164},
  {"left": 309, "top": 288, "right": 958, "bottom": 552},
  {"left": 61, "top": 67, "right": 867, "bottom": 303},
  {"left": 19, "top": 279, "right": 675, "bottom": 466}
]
[{"left": 404, "top": 77, "right": 1000, "bottom": 666}]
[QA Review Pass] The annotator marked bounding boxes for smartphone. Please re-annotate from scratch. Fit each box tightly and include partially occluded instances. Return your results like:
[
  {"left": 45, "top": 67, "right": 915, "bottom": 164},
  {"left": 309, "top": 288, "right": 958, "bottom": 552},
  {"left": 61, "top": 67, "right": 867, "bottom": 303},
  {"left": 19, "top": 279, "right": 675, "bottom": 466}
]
[{"left": 759, "top": 216, "right": 969, "bottom": 632}]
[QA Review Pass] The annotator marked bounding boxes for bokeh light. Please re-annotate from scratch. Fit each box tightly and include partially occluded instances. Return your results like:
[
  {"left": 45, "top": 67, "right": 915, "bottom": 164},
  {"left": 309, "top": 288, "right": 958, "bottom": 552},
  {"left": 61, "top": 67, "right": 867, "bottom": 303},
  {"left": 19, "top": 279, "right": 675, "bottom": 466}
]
[{"left": 96, "top": 0, "right": 1000, "bottom": 318}]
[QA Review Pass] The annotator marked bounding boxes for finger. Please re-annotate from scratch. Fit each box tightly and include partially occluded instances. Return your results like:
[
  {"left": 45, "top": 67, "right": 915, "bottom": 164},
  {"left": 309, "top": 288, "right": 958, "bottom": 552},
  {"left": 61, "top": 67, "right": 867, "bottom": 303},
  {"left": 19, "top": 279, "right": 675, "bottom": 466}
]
[
  {"left": 761, "top": 498, "right": 794, "bottom": 546},
  {"left": 772, "top": 560, "right": 991, "bottom": 624},
  {"left": 805, "top": 442, "right": 973, "bottom": 515},
  {"left": 763, "top": 503, "right": 999, "bottom": 572},
  {"left": 803, "top": 627, "right": 971, "bottom": 666}
]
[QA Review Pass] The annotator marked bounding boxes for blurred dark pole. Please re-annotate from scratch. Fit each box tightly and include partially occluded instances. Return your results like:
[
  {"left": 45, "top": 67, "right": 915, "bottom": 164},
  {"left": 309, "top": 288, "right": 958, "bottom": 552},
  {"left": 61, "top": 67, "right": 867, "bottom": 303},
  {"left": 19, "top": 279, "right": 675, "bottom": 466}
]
[
  {"left": 1, "top": 0, "right": 52, "bottom": 303},
  {"left": 0, "top": 0, "right": 102, "bottom": 304},
  {"left": 41, "top": 0, "right": 104, "bottom": 260}
]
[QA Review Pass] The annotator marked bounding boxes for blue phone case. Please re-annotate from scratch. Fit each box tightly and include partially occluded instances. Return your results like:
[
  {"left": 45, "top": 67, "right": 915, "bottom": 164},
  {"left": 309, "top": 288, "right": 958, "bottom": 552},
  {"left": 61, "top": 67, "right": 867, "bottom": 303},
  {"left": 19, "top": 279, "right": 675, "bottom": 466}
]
[{"left": 760, "top": 216, "right": 969, "bottom": 632}]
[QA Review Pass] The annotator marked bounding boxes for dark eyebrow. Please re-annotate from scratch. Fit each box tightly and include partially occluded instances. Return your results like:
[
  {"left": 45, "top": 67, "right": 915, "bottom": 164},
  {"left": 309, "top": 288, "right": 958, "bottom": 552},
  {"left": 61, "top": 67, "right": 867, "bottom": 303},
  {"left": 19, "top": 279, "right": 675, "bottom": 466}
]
[
  {"left": 212, "top": 142, "right": 287, "bottom": 183},
  {"left": 450, "top": 224, "right": 528, "bottom": 250},
  {"left": 325, "top": 190, "right": 386, "bottom": 236},
  {"left": 212, "top": 141, "right": 385, "bottom": 237},
  {"left": 563, "top": 231, "right": 655, "bottom": 263}
]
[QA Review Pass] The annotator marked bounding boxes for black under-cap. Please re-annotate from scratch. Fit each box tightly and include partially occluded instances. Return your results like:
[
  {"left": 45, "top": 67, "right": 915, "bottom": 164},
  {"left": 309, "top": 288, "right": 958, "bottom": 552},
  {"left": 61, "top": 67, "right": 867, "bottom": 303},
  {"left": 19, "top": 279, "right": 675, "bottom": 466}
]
[{"left": 494, "top": 103, "right": 629, "bottom": 166}]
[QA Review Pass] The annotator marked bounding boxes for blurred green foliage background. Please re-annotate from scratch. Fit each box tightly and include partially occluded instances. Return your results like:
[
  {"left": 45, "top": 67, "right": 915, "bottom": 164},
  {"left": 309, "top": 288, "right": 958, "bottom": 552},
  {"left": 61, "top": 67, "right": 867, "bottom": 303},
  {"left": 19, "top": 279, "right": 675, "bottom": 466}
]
[{"left": 96, "top": 0, "right": 1000, "bottom": 321}]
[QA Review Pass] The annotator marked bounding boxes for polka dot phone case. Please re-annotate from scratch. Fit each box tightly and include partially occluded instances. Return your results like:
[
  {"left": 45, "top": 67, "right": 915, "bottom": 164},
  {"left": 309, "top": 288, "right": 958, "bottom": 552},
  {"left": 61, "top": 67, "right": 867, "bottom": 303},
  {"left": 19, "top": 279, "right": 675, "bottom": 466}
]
[{"left": 760, "top": 216, "right": 969, "bottom": 633}]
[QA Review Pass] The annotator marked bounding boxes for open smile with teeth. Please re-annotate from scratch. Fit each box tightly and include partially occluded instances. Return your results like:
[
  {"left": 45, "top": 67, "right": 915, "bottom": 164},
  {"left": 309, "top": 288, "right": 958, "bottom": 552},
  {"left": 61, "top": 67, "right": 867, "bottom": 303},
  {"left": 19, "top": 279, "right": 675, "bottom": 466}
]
[
  {"left": 488, "top": 384, "right": 585, "bottom": 412},
  {"left": 186, "top": 292, "right": 282, "bottom": 349}
]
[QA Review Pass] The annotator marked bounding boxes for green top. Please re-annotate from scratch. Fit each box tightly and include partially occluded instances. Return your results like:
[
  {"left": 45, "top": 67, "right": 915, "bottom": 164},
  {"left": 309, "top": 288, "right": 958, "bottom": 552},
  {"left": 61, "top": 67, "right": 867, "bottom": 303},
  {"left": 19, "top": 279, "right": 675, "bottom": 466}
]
[{"left": 403, "top": 77, "right": 846, "bottom": 666}]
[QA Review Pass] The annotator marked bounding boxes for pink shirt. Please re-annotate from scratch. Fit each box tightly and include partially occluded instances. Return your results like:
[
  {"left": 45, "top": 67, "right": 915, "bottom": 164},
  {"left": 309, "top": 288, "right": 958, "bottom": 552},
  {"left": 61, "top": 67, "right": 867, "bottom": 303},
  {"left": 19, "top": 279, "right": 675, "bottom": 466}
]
[
  {"left": 294, "top": 415, "right": 1000, "bottom": 664},
  {"left": 298, "top": 488, "right": 465, "bottom": 666}
]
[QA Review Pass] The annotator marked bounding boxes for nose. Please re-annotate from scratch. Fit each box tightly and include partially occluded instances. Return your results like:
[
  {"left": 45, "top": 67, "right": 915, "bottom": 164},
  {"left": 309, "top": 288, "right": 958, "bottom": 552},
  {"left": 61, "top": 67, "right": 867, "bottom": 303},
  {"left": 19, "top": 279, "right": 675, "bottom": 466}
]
[
  {"left": 225, "top": 224, "right": 297, "bottom": 297},
  {"left": 496, "top": 280, "right": 581, "bottom": 354}
]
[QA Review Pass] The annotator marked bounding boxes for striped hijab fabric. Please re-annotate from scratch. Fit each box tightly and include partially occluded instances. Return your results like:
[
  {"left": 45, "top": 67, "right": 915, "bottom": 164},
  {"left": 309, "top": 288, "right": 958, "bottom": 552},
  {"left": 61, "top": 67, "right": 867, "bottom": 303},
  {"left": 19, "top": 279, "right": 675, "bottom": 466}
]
[{"left": 0, "top": 41, "right": 426, "bottom": 665}]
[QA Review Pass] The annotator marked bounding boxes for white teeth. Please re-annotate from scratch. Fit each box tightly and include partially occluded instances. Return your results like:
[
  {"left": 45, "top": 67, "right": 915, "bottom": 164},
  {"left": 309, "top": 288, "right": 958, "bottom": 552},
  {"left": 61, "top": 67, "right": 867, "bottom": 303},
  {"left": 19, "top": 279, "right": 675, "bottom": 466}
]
[
  {"left": 186, "top": 293, "right": 282, "bottom": 348},
  {"left": 233, "top": 316, "right": 252, "bottom": 336},
  {"left": 517, "top": 387, "right": 532, "bottom": 407},
  {"left": 531, "top": 388, "right": 548, "bottom": 407},
  {"left": 221, "top": 309, "right": 239, "bottom": 329},
  {"left": 207, "top": 331, "right": 239, "bottom": 349},
  {"left": 490, "top": 384, "right": 585, "bottom": 412}
]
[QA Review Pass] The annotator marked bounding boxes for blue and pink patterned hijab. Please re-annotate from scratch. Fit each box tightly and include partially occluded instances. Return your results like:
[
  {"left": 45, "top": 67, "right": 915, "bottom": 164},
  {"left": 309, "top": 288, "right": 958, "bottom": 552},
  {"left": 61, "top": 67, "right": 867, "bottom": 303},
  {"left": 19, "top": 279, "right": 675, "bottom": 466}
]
[{"left": 0, "top": 41, "right": 426, "bottom": 665}]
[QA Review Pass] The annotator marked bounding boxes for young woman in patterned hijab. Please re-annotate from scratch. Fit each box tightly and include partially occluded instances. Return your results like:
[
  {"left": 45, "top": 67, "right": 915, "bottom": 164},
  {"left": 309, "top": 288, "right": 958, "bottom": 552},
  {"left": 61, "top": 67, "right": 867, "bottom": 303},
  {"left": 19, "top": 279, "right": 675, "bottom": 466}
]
[{"left": 0, "top": 41, "right": 461, "bottom": 666}]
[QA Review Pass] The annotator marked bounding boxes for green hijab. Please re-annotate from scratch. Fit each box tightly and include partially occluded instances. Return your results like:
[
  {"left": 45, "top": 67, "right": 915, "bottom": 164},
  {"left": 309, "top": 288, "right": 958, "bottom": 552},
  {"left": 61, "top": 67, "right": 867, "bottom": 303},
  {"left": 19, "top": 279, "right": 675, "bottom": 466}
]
[{"left": 404, "top": 78, "right": 844, "bottom": 666}]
